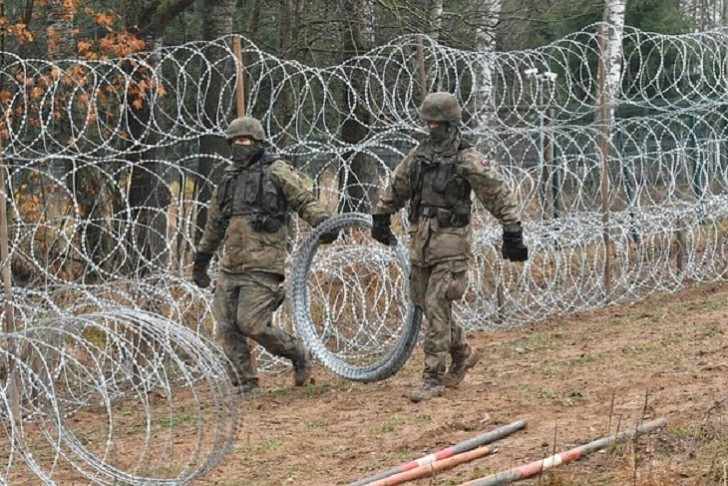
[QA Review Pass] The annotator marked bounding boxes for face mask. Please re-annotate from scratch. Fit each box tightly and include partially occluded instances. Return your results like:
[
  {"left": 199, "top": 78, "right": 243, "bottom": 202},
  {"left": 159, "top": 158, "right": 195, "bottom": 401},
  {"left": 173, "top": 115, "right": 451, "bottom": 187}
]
[
  {"left": 428, "top": 123, "right": 455, "bottom": 151},
  {"left": 231, "top": 143, "right": 260, "bottom": 165}
]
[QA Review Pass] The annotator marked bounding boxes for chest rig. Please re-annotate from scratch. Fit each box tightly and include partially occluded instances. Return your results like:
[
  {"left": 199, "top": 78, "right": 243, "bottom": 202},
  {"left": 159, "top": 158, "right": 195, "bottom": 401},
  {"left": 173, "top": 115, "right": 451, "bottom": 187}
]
[
  {"left": 408, "top": 140, "right": 473, "bottom": 227},
  {"left": 216, "top": 152, "right": 289, "bottom": 232}
]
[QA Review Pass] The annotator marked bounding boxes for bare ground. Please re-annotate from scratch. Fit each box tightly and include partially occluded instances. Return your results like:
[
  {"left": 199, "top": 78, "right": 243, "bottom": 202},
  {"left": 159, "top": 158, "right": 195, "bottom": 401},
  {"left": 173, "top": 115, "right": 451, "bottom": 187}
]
[{"left": 197, "top": 280, "right": 728, "bottom": 486}]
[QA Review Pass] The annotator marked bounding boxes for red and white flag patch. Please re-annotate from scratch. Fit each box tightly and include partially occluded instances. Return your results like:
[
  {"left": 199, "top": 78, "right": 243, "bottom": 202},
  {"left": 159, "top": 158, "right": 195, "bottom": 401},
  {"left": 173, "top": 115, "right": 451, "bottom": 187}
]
[{"left": 481, "top": 158, "right": 491, "bottom": 168}]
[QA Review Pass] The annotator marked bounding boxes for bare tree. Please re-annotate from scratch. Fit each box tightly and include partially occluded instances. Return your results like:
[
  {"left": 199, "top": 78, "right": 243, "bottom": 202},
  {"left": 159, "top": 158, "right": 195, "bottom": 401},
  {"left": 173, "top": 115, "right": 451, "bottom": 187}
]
[
  {"left": 338, "top": 0, "right": 379, "bottom": 213},
  {"left": 194, "top": 0, "right": 236, "bottom": 244},
  {"left": 122, "top": 1, "right": 176, "bottom": 275},
  {"left": 690, "top": 0, "right": 728, "bottom": 28}
]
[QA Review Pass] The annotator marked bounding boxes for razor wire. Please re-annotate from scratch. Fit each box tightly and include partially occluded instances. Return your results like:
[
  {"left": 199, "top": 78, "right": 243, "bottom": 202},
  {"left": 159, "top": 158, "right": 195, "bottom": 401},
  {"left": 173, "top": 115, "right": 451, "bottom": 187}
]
[
  {"left": 1, "top": 22, "right": 728, "bottom": 481},
  {"left": 289, "top": 212, "right": 421, "bottom": 382},
  {"left": 0, "top": 307, "right": 239, "bottom": 485}
]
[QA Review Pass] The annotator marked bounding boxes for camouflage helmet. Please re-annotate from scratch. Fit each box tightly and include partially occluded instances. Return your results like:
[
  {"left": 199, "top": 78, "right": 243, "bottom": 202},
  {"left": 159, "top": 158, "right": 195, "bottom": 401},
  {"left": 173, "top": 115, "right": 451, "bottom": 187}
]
[
  {"left": 418, "top": 92, "right": 462, "bottom": 124},
  {"left": 225, "top": 116, "right": 265, "bottom": 142}
]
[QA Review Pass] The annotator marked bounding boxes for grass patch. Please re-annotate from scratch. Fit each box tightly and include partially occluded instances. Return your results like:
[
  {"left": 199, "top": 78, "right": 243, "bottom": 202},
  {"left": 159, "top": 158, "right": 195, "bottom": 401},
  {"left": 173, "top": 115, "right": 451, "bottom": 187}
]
[{"left": 380, "top": 414, "right": 407, "bottom": 433}]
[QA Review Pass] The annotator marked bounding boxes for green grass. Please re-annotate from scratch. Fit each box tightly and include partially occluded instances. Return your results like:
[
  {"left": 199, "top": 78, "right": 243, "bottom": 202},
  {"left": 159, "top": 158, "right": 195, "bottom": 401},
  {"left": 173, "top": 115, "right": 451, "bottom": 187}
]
[
  {"left": 260, "top": 439, "right": 280, "bottom": 452},
  {"left": 380, "top": 414, "right": 406, "bottom": 433}
]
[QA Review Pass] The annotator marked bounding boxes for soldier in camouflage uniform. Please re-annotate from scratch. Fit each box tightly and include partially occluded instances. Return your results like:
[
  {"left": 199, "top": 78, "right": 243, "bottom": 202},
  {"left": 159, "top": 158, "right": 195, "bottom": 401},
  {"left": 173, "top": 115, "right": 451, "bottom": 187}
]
[
  {"left": 371, "top": 92, "right": 528, "bottom": 403},
  {"left": 192, "top": 116, "right": 339, "bottom": 395}
]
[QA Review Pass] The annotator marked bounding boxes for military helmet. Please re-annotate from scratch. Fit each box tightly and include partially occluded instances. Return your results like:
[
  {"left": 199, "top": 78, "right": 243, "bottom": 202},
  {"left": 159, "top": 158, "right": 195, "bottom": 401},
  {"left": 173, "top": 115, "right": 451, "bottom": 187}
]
[
  {"left": 225, "top": 116, "right": 265, "bottom": 142},
  {"left": 418, "top": 92, "right": 462, "bottom": 124}
]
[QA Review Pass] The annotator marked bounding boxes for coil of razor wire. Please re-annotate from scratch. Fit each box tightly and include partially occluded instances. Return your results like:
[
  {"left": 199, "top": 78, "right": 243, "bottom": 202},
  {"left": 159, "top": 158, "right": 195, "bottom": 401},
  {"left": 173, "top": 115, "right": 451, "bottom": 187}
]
[
  {"left": 288, "top": 212, "right": 422, "bottom": 382},
  {"left": 2, "top": 24, "right": 728, "bottom": 481},
  {"left": 5, "top": 26, "right": 728, "bottom": 334},
  {"left": 0, "top": 308, "right": 238, "bottom": 485}
]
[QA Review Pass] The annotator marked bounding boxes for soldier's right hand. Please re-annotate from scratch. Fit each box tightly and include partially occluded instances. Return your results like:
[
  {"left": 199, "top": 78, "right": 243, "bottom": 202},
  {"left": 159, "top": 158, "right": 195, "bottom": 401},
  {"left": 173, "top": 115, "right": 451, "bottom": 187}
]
[
  {"left": 501, "top": 224, "right": 528, "bottom": 262},
  {"left": 192, "top": 268, "right": 211, "bottom": 288},
  {"left": 192, "top": 251, "right": 213, "bottom": 288},
  {"left": 371, "top": 213, "right": 397, "bottom": 246}
]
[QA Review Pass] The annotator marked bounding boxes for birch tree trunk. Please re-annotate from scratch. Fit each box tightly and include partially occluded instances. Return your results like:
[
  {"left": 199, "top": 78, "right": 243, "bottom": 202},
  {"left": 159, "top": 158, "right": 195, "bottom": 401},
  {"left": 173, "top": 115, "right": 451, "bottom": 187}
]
[
  {"left": 473, "top": 0, "right": 502, "bottom": 149},
  {"left": 598, "top": 0, "right": 626, "bottom": 296},
  {"left": 428, "top": 0, "right": 444, "bottom": 40},
  {"left": 417, "top": 0, "right": 443, "bottom": 99},
  {"left": 603, "top": 0, "right": 626, "bottom": 136}
]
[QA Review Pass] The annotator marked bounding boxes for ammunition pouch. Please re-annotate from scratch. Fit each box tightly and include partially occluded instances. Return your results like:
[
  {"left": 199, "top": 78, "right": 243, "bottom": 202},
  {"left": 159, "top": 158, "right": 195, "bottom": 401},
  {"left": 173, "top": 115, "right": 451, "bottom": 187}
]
[
  {"left": 419, "top": 205, "right": 470, "bottom": 228},
  {"left": 250, "top": 213, "right": 287, "bottom": 233}
]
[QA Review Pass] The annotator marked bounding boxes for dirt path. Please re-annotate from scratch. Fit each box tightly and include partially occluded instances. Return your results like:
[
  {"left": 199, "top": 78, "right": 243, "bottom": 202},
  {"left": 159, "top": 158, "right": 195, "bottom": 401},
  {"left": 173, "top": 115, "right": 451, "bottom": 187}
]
[{"left": 200, "top": 280, "right": 728, "bottom": 485}]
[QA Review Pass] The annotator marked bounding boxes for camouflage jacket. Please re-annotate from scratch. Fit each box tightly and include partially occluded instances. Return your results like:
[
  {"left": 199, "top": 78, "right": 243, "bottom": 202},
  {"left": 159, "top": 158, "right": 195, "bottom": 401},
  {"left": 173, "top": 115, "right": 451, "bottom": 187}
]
[
  {"left": 197, "top": 154, "right": 327, "bottom": 275},
  {"left": 374, "top": 138, "right": 521, "bottom": 267}
]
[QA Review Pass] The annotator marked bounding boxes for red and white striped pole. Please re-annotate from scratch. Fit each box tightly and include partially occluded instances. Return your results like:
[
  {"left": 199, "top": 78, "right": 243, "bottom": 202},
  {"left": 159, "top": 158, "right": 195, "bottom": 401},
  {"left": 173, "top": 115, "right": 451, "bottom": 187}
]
[
  {"left": 368, "top": 445, "right": 495, "bottom": 486},
  {"left": 350, "top": 419, "right": 526, "bottom": 486},
  {"left": 459, "top": 418, "right": 667, "bottom": 486}
]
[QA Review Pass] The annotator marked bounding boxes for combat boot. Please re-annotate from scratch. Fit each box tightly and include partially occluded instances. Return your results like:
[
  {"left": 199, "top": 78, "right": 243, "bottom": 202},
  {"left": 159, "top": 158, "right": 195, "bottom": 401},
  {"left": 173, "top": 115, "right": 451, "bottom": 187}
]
[
  {"left": 442, "top": 348, "right": 480, "bottom": 388},
  {"left": 409, "top": 382, "right": 445, "bottom": 403},
  {"left": 292, "top": 349, "right": 312, "bottom": 386},
  {"left": 238, "top": 381, "right": 261, "bottom": 397}
]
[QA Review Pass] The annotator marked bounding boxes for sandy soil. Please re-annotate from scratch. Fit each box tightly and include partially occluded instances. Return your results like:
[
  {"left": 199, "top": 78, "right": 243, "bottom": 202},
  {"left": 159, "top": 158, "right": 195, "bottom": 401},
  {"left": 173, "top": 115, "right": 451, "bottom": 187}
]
[{"left": 192, "top": 279, "right": 728, "bottom": 485}]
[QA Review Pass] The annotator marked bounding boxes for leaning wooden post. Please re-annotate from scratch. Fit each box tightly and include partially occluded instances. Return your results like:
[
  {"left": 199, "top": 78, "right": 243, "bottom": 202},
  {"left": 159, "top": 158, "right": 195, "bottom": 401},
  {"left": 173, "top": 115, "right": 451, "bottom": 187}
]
[
  {"left": 495, "top": 262, "right": 505, "bottom": 324},
  {"left": 597, "top": 25, "right": 612, "bottom": 300},
  {"left": 0, "top": 148, "right": 21, "bottom": 423},
  {"left": 675, "top": 227, "right": 685, "bottom": 273},
  {"left": 232, "top": 36, "right": 246, "bottom": 116},
  {"left": 416, "top": 35, "right": 428, "bottom": 104},
  {"left": 232, "top": 35, "right": 258, "bottom": 369}
]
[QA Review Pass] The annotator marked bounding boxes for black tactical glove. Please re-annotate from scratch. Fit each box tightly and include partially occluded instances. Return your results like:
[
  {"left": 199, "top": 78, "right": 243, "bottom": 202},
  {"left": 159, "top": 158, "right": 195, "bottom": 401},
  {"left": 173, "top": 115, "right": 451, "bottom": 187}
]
[
  {"left": 501, "top": 224, "right": 528, "bottom": 262},
  {"left": 312, "top": 214, "right": 340, "bottom": 244},
  {"left": 371, "top": 213, "right": 397, "bottom": 246},
  {"left": 192, "top": 252, "right": 213, "bottom": 288}
]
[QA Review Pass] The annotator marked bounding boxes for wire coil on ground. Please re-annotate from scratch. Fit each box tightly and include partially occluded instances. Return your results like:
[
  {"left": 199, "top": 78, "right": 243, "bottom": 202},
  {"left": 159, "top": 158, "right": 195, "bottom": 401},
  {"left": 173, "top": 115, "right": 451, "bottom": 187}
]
[
  {"left": 289, "top": 212, "right": 421, "bottom": 382},
  {"left": 0, "top": 309, "right": 239, "bottom": 485}
]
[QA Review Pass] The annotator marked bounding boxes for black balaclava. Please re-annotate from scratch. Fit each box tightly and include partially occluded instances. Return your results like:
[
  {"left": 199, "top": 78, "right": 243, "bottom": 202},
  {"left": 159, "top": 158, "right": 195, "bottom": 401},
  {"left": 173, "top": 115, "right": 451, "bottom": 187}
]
[
  {"left": 231, "top": 141, "right": 263, "bottom": 168},
  {"left": 428, "top": 123, "right": 459, "bottom": 153}
]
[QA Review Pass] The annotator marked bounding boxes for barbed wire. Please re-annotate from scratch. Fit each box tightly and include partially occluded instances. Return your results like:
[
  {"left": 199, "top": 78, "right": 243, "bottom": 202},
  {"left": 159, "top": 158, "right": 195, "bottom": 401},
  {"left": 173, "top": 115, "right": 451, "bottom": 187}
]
[
  {"left": 0, "top": 308, "right": 238, "bottom": 485},
  {"left": 1, "top": 22, "right": 728, "bottom": 483}
]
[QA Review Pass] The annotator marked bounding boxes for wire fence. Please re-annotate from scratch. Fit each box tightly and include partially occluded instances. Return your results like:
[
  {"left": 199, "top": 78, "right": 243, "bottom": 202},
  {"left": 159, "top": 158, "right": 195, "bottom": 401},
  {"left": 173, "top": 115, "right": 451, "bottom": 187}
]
[{"left": 1, "top": 22, "right": 728, "bottom": 483}]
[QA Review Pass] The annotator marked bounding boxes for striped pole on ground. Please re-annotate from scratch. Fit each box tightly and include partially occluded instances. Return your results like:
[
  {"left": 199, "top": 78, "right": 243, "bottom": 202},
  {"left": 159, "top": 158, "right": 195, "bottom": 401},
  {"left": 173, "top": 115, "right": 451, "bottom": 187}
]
[
  {"left": 459, "top": 418, "right": 667, "bottom": 486},
  {"left": 368, "top": 445, "right": 495, "bottom": 486},
  {"left": 349, "top": 419, "right": 526, "bottom": 486}
]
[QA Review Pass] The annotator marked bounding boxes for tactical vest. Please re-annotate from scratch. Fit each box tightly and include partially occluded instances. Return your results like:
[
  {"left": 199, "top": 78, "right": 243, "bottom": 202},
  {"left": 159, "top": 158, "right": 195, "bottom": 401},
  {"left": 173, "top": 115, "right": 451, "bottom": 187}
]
[
  {"left": 217, "top": 152, "right": 289, "bottom": 232},
  {"left": 408, "top": 141, "right": 472, "bottom": 227}
]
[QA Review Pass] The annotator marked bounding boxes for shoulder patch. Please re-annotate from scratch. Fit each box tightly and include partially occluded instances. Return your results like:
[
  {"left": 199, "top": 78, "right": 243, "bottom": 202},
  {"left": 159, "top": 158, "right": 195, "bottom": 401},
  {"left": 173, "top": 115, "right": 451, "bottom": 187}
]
[{"left": 481, "top": 158, "right": 491, "bottom": 168}]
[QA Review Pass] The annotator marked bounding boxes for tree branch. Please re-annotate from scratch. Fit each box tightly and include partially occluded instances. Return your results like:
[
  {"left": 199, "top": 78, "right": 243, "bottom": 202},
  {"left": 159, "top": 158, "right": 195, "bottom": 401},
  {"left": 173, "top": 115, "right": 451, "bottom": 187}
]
[{"left": 138, "top": 0, "right": 197, "bottom": 38}]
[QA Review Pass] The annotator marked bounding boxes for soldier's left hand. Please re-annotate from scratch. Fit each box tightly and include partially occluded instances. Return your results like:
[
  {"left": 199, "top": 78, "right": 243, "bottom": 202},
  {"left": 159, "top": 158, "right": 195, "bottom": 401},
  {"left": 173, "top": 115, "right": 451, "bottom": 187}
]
[
  {"left": 501, "top": 225, "right": 528, "bottom": 262},
  {"left": 312, "top": 214, "right": 339, "bottom": 244},
  {"left": 318, "top": 227, "right": 340, "bottom": 244},
  {"left": 192, "top": 267, "right": 212, "bottom": 288}
]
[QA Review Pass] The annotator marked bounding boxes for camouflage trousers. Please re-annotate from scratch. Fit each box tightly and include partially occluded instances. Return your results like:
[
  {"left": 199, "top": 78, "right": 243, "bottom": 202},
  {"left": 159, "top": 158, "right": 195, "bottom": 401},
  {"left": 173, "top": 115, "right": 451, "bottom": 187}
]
[
  {"left": 212, "top": 271, "right": 305, "bottom": 387},
  {"left": 410, "top": 260, "right": 471, "bottom": 385}
]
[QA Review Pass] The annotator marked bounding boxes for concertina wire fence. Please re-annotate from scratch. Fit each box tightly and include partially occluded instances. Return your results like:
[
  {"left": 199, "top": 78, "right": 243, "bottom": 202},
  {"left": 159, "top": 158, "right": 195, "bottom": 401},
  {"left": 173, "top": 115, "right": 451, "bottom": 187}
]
[{"left": 0, "top": 22, "right": 727, "bottom": 483}]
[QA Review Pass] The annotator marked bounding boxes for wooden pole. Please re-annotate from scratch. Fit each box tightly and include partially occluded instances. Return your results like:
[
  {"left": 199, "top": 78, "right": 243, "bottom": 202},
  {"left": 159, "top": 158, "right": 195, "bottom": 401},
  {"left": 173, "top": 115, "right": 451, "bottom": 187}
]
[
  {"left": 350, "top": 420, "right": 526, "bottom": 486},
  {"left": 368, "top": 446, "right": 495, "bottom": 486},
  {"left": 675, "top": 228, "right": 685, "bottom": 273},
  {"left": 597, "top": 25, "right": 611, "bottom": 299},
  {"left": 495, "top": 263, "right": 505, "bottom": 324},
  {"left": 0, "top": 152, "right": 21, "bottom": 423},
  {"left": 233, "top": 36, "right": 246, "bottom": 117},
  {"left": 416, "top": 35, "right": 428, "bottom": 104},
  {"left": 0, "top": 160, "right": 14, "bottom": 338},
  {"left": 545, "top": 105, "right": 555, "bottom": 219},
  {"left": 459, "top": 418, "right": 667, "bottom": 486},
  {"left": 231, "top": 36, "right": 259, "bottom": 370}
]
